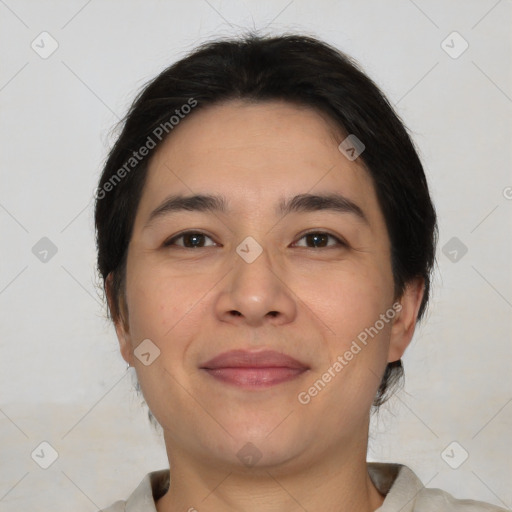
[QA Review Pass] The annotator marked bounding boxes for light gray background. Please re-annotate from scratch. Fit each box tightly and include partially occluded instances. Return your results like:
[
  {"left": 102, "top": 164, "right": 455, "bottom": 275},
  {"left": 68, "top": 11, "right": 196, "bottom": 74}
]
[{"left": 1, "top": 1, "right": 511, "bottom": 510}]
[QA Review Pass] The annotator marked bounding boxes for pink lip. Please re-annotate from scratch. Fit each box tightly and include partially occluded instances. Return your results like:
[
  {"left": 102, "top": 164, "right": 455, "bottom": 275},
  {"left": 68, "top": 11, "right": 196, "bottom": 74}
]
[{"left": 200, "top": 350, "right": 309, "bottom": 389}]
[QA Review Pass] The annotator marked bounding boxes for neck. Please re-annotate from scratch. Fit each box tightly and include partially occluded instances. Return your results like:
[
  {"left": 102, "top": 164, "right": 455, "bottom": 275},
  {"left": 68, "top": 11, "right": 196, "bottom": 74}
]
[{"left": 156, "top": 433, "right": 385, "bottom": 512}]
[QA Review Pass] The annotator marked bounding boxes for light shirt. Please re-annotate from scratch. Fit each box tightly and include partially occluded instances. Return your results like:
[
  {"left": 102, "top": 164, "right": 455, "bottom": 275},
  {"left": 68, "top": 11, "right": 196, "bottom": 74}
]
[{"left": 99, "top": 462, "right": 507, "bottom": 511}]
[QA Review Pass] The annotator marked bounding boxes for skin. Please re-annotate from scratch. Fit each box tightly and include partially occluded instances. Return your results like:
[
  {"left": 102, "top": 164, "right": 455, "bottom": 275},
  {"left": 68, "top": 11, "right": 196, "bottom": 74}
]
[{"left": 107, "top": 100, "right": 424, "bottom": 512}]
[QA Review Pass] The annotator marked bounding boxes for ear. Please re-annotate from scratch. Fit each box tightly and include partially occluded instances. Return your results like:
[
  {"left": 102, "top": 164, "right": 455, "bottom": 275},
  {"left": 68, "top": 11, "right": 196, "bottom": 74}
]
[
  {"left": 387, "top": 277, "right": 425, "bottom": 362},
  {"left": 105, "top": 272, "right": 134, "bottom": 367}
]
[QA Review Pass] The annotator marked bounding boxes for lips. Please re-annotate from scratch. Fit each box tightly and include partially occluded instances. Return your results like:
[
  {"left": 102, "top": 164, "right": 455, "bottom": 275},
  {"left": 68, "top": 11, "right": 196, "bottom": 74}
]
[
  {"left": 200, "top": 349, "right": 309, "bottom": 389},
  {"left": 201, "top": 349, "right": 307, "bottom": 369}
]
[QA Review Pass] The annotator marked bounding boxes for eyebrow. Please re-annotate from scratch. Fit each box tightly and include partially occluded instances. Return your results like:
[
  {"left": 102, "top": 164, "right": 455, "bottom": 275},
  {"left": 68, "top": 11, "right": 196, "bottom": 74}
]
[{"left": 144, "top": 192, "right": 368, "bottom": 227}]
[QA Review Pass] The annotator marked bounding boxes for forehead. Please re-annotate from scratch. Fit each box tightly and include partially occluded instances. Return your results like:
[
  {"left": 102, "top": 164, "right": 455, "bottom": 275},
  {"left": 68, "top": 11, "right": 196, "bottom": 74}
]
[{"left": 136, "top": 100, "right": 383, "bottom": 227}]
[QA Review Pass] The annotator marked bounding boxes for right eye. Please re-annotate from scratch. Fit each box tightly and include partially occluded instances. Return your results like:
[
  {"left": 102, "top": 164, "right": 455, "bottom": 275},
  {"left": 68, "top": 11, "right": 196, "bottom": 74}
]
[{"left": 163, "top": 231, "right": 218, "bottom": 249}]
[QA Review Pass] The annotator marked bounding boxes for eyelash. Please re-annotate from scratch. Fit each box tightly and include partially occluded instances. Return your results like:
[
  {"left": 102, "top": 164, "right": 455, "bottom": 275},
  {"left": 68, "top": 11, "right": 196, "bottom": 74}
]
[{"left": 163, "top": 230, "right": 347, "bottom": 249}]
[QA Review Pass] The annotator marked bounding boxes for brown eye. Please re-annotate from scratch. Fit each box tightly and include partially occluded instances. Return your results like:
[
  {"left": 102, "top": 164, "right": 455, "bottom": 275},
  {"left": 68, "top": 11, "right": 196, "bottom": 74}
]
[
  {"left": 164, "top": 232, "right": 216, "bottom": 248},
  {"left": 294, "top": 232, "right": 346, "bottom": 248}
]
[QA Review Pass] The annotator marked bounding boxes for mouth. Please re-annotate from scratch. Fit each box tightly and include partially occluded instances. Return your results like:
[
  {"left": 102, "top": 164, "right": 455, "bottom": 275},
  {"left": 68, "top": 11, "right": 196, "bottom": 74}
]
[{"left": 200, "top": 349, "right": 309, "bottom": 389}]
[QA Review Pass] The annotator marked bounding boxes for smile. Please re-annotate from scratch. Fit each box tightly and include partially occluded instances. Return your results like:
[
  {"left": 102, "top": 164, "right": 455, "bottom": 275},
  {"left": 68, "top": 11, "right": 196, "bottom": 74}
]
[{"left": 200, "top": 349, "right": 309, "bottom": 389}]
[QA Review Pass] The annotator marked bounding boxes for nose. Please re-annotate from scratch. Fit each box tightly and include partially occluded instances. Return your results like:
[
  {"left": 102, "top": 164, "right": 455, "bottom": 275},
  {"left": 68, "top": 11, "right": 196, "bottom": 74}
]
[{"left": 214, "top": 242, "right": 297, "bottom": 327}]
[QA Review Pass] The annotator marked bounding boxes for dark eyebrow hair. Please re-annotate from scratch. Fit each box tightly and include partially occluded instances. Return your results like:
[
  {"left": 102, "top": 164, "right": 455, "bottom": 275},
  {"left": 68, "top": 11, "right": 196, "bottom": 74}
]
[
  {"left": 145, "top": 194, "right": 228, "bottom": 227},
  {"left": 144, "top": 192, "right": 368, "bottom": 228},
  {"left": 277, "top": 193, "right": 367, "bottom": 223}
]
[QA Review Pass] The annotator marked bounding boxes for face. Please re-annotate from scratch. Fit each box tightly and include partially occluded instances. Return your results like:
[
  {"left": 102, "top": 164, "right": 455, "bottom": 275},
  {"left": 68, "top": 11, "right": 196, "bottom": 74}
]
[{"left": 111, "top": 100, "right": 422, "bottom": 473}]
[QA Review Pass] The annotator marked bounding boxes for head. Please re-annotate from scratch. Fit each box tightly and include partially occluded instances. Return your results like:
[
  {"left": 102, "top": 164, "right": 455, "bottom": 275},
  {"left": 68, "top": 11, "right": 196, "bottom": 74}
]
[{"left": 95, "top": 33, "right": 437, "bottom": 469}]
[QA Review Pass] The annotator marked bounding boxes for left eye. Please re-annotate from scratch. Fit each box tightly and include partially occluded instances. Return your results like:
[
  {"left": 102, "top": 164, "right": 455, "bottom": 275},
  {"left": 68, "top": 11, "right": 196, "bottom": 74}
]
[{"left": 293, "top": 232, "right": 346, "bottom": 248}]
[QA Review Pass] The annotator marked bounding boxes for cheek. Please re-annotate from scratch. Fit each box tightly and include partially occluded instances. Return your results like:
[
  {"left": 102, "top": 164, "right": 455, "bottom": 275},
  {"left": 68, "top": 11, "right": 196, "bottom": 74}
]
[
  {"left": 125, "top": 260, "right": 214, "bottom": 356},
  {"left": 124, "top": 262, "right": 180, "bottom": 342},
  {"left": 294, "top": 265, "right": 392, "bottom": 334}
]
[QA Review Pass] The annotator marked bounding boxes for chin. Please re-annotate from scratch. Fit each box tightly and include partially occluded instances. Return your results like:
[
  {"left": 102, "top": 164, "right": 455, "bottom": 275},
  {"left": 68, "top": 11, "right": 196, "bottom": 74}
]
[{"left": 223, "top": 423, "right": 306, "bottom": 468}]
